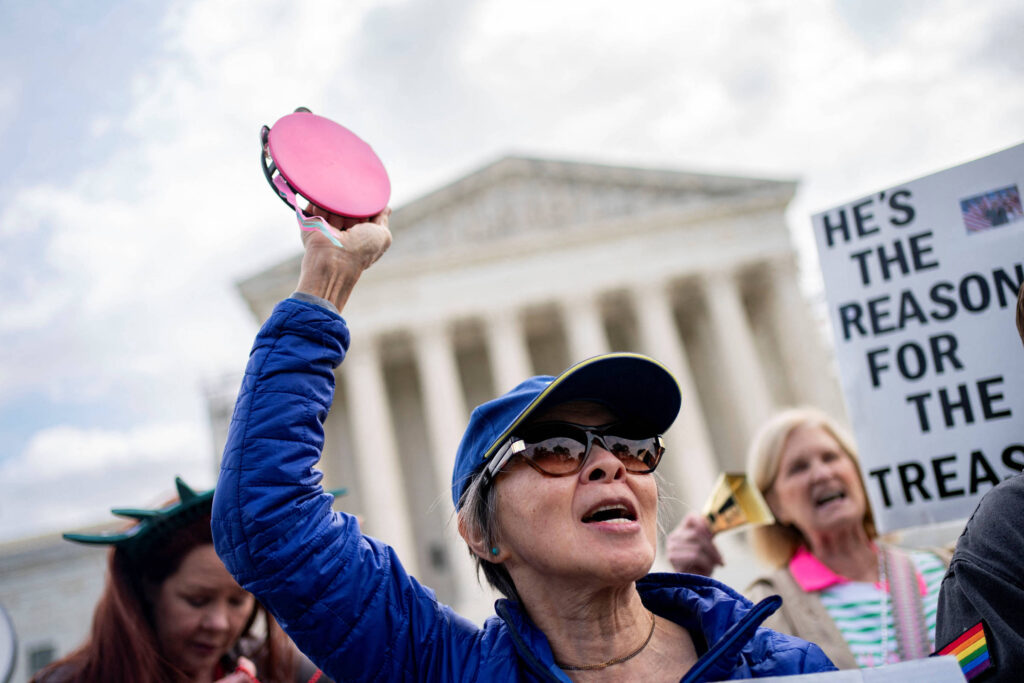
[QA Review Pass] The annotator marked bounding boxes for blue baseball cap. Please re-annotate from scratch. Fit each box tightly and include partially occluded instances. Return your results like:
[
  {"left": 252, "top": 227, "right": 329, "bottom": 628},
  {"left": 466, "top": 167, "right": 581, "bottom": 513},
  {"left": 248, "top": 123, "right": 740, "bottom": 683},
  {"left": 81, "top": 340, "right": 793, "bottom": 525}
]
[{"left": 451, "top": 352, "right": 681, "bottom": 508}]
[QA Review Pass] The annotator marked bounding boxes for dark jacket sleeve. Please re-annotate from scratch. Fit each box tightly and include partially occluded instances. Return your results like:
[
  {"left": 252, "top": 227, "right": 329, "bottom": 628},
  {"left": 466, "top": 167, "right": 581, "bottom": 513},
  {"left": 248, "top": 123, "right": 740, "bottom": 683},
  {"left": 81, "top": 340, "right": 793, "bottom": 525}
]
[
  {"left": 936, "top": 473, "right": 1024, "bottom": 680},
  {"left": 211, "top": 298, "right": 482, "bottom": 682}
]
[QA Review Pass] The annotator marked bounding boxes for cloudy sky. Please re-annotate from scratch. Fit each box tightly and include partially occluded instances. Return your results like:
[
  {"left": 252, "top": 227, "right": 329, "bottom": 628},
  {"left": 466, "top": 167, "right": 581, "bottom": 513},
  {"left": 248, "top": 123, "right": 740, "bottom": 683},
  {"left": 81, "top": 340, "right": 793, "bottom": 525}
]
[{"left": 1, "top": 0, "right": 1022, "bottom": 542}]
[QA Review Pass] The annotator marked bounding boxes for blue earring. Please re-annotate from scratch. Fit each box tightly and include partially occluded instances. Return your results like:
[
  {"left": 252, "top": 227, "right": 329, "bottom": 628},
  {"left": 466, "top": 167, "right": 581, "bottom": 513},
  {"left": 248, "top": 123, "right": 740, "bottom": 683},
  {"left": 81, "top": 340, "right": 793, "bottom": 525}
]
[{"left": 490, "top": 546, "right": 500, "bottom": 556}]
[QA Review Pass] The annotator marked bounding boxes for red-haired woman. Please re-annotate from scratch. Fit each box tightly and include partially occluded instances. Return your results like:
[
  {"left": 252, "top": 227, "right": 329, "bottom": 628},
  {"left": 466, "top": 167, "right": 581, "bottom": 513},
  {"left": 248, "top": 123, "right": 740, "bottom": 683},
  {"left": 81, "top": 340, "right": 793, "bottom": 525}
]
[{"left": 31, "top": 478, "right": 327, "bottom": 683}]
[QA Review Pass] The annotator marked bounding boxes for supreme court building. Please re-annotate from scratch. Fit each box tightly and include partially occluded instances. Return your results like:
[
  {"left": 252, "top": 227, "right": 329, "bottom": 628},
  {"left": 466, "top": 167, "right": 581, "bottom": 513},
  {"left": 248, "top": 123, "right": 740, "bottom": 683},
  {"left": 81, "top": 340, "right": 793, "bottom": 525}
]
[{"left": 226, "top": 156, "right": 845, "bottom": 620}]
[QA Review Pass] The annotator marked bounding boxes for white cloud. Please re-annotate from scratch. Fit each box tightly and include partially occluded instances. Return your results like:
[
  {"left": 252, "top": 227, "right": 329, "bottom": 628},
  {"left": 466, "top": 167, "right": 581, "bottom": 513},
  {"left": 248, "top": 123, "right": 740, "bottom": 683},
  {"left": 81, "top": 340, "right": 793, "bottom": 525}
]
[
  {"left": 0, "top": 421, "right": 212, "bottom": 541},
  {"left": 6, "top": 422, "right": 206, "bottom": 478}
]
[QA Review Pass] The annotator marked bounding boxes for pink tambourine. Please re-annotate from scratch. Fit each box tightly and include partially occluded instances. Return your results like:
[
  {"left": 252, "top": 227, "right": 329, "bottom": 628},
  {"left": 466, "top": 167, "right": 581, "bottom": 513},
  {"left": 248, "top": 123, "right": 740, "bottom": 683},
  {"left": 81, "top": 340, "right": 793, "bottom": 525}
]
[{"left": 260, "top": 108, "right": 390, "bottom": 247}]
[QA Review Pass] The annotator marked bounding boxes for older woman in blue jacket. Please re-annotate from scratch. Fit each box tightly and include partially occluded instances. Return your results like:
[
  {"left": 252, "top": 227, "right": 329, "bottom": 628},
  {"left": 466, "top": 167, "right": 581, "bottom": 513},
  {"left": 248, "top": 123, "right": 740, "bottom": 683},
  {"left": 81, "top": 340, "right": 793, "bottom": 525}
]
[{"left": 211, "top": 207, "right": 836, "bottom": 682}]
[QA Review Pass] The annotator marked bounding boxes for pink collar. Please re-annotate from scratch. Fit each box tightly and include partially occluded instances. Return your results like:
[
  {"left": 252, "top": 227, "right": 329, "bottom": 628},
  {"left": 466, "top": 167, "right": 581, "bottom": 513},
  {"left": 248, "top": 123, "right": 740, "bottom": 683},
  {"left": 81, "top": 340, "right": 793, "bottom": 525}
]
[{"left": 788, "top": 546, "right": 926, "bottom": 595}]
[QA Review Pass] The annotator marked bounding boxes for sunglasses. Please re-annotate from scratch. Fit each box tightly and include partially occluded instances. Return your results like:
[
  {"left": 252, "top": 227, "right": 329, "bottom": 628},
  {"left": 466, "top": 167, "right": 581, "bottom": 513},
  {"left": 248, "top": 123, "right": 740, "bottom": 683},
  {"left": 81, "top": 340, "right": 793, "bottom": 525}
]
[{"left": 480, "top": 420, "right": 665, "bottom": 487}]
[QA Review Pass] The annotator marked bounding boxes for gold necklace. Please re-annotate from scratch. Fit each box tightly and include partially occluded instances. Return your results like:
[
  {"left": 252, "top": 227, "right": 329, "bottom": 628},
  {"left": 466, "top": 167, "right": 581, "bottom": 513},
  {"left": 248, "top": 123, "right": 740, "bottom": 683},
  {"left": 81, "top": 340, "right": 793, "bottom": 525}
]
[{"left": 557, "top": 612, "right": 657, "bottom": 671}]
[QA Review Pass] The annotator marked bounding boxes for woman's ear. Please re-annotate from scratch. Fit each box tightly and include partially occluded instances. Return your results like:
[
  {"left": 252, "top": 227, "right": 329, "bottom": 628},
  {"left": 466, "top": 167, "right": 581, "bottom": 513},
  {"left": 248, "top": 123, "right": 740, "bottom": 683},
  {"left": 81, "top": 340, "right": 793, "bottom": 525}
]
[{"left": 458, "top": 513, "right": 503, "bottom": 563}]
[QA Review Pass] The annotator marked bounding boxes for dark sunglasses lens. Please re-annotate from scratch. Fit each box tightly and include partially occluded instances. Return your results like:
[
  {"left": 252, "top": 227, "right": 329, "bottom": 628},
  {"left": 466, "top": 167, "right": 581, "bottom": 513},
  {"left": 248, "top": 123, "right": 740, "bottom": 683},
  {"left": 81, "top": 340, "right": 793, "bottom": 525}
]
[
  {"left": 516, "top": 422, "right": 663, "bottom": 475},
  {"left": 523, "top": 436, "right": 588, "bottom": 474},
  {"left": 517, "top": 423, "right": 589, "bottom": 475},
  {"left": 602, "top": 435, "right": 661, "bottom": 472}
]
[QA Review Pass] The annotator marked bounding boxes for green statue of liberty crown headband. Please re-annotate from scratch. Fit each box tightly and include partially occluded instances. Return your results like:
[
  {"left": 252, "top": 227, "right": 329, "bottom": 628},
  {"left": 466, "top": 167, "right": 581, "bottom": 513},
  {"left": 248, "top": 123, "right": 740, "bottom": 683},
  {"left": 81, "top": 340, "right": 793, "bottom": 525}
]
[
  {"left": 62, "top": 477, "right": 213, "bottom": 561},
  {"left": 63, "top": 476, "right": 346, "bottom": 561}
]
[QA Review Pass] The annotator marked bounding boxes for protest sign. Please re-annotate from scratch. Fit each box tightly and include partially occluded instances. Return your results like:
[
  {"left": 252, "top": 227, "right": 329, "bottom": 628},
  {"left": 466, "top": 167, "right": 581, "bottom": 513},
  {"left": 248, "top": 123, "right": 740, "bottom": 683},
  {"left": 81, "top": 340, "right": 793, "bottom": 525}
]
[
  {"left": 736, "top": 655, "right": 966, "bottom": 682},
  {"left": 812, "top": 143, "right": 1024, "bottom": 533}
]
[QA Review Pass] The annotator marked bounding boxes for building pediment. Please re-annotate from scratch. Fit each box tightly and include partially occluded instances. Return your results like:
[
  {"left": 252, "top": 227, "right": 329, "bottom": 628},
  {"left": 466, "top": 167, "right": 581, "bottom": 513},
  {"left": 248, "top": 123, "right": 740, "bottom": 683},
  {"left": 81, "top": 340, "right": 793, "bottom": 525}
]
[{"left": 388, "top": 156, "right": 795, "bottom": 258}]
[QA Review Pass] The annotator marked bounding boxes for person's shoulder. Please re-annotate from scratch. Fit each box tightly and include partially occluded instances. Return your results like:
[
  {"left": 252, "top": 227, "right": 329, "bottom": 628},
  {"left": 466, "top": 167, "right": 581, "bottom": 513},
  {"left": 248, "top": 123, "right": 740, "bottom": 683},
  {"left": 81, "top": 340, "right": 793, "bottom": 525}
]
[
  {"left": 949, "top": 474, "right": 1024, "bottom": 574},
  {"left": 746, "top": 565, "right": 790, "bottom": 588},
  {"left": 745, "top": 565, "right": 794, "bottom": 599},
  {"left": 639, "top": 571, "right": 753, "bottom": 608},
  {"left": 983, "top": 472, "right": 1024, "bottom": 504},
  {"left": 640, "top": 571, "right": 794, "bottom": 637},
  {"left": 747, "top": 627, "right": 838, "bottom": 675},
  {"left": 962, "top": 474, "right": 1024, "bottom": 535}
]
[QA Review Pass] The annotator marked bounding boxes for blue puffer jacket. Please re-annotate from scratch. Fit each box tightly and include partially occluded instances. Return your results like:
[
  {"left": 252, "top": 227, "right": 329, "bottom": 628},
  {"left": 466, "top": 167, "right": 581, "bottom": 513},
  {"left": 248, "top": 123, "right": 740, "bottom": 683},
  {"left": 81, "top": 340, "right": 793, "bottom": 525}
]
[{"left": 212, "top": 298, "right": 836, "bottom": 682}]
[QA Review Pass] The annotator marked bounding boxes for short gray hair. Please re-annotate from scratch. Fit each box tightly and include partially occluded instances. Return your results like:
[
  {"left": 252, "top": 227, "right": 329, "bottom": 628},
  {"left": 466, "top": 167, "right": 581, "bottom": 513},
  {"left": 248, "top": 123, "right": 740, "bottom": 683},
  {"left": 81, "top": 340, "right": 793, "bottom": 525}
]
[{"left": 457, "top": 471, "right": 521, "bottom": 602}]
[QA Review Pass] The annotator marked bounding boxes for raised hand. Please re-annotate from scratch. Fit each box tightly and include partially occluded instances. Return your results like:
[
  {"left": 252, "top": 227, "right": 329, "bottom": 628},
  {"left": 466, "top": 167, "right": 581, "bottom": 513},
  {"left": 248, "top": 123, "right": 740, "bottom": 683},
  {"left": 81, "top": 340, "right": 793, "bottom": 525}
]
[
  {"left": 295, "top": 205, "right": 393, "bottom": 312},
  {"left": 666, "top": 512, "right": 723, "bottom": 577}
]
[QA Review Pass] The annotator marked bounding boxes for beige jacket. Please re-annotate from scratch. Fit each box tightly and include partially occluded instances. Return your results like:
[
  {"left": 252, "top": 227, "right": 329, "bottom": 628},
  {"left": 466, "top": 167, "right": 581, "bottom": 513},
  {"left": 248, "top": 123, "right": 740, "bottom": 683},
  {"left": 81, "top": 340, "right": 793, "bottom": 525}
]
[{"left": 746, "top": 546, "right": 953, "bottom": 670}]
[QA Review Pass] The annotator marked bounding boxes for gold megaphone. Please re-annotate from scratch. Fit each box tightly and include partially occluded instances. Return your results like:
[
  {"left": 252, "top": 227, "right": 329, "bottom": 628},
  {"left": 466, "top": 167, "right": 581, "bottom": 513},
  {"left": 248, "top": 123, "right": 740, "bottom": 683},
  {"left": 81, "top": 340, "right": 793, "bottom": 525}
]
[{"left": 702, "top": 472, "right": 775, "bottom": 534}]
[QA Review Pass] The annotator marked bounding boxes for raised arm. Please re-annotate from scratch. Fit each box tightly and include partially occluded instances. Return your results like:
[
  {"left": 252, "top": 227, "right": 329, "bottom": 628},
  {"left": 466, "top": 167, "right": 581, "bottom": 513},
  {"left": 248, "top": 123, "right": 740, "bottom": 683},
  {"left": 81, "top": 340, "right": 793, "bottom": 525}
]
[{"left": 211, "top": 209, "right": 481, "bottom": 681}]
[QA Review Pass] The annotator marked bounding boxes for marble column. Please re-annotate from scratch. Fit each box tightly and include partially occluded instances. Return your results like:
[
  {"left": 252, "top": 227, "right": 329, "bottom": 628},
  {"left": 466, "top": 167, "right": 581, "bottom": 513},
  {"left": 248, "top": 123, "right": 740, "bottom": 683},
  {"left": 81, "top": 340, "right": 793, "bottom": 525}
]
[
  {"left": 561, "top": 291, "right": 611, "bottom": 361},
  {"left": 415, "top": 321, "right": 469, "bottom": 491},
  {"left": 341, "top": 339, "right": 419, "bottom": 574},
  {"left": 701, "top": 270, "right": 775, "bottom": 453},
  {"left": 763, "top": 259, "right": 846, "bottom": 419},
  {"left": 413, "top": 320, "right": 483, "bottom": 607},
  {"left": 483, "top": 309, "right": 534, "bottom": 394},
  {"left": 630, "top": 281, "right": 717, "bottom": 516}
]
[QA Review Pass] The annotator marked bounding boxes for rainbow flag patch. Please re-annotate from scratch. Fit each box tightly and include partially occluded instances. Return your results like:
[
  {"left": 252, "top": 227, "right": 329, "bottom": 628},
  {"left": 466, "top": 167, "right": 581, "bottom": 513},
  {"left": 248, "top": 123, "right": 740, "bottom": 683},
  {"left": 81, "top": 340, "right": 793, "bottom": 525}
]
[{"left": 935, "top": 621, "right": 993, "bottom": 680}]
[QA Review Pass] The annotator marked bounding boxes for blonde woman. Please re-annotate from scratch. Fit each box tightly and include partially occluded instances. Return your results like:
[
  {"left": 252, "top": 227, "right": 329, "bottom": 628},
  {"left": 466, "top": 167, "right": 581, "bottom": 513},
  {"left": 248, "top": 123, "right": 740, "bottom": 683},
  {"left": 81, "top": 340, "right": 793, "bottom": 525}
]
[{"left": 668, "top": 407, "right": 950, "bottom": 669}]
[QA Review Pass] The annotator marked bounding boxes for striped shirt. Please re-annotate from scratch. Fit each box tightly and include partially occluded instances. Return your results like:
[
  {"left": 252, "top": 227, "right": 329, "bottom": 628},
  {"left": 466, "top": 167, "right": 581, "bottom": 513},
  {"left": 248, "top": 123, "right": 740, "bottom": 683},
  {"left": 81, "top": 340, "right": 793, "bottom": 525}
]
[{"left": 803, "top": 549, "right": 946, "bottom": 667}]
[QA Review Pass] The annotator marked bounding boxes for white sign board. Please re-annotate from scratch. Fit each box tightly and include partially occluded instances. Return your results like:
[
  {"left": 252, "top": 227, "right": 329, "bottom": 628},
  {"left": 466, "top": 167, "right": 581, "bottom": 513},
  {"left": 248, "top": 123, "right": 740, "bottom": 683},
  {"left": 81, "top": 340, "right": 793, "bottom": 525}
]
[
  {"left": 735, "top": 656, "right": 966, "bottom": 682},
  {"left": 812, "top": 143, "right": 1024, "bottom": 533}
]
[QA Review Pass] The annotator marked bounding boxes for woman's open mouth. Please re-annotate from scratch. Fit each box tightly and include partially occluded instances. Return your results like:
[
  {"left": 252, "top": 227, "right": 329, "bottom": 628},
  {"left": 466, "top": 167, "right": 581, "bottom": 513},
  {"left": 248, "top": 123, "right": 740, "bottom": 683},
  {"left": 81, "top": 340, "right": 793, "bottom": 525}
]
[
  {"left": 814, "top": 491, "right": 846, "bottom": 508},
  {"left": 582, "top": 502, "right": 637, "bottom": 524}
]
